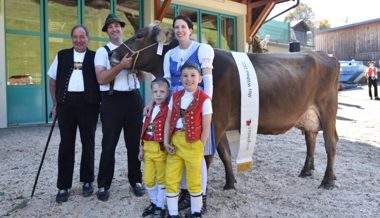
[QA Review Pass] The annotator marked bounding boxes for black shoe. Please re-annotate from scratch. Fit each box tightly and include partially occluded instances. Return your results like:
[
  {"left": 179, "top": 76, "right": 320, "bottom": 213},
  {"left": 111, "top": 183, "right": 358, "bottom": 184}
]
[
  {"left": 82, "top": 183, "right": 93, "bottom": 197},
  {"left": 97, "top": 187, "right": 109, "bottom": 201},
  {"left": 178, "top": 189, "right": 190, "bottom": 210},
  {"left": 201, "top": 194, "right": 207, "bottom": 214},
  {"left": 56, "top": 189, "right": 69, "bottom": 203},
  {"left": 152, "top": 207, "right": 166, "bottom": 218},
  {"left": 375, "top": 97, "right": 380, "bottom": 100},
  {"left": 142, "top": 202, "right": 156, "bottom": 217},
  {"left": 190, "top": 212, "right": 202, "bottom": 218},
  {"left": 132, "top": 183, "right": 145, "bottom": 197},
  {"left": 370, "top": 97, "right": 373, "bottom": 100}
]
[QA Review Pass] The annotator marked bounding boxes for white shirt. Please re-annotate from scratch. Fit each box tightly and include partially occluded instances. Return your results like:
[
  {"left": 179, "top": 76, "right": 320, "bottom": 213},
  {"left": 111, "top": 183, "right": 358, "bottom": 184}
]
[
  {"left": 168, "top": 90, "right": 212, "bottom": 129},
  {"left": 163, "top": 41, "right": 214, "bottom": 80},
  {"left": 94, "top": 42, "right": 140, "bottom": 91},
  {"left": 47, "top": 50, "right": 86, "bottom": 92}
]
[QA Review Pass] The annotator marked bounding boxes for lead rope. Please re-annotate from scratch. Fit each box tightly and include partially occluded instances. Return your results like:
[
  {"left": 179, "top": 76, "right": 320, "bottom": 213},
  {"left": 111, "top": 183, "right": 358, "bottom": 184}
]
[{"left": 121, "top": 42, "right": 158, "bottom": 71}]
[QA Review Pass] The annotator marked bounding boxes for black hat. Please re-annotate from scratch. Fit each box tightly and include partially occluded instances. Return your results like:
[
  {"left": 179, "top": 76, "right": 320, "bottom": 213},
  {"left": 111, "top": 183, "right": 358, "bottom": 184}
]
[{"left": 102, "top": 14, "right": 125, "bottom": 32}]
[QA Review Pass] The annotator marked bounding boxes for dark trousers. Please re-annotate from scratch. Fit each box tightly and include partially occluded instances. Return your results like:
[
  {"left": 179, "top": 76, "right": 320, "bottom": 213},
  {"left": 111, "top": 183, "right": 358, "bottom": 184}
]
[
  {"left": 97, "top": 90, "right": 143, "bottom": 190},
  {"left": 57, "top": 92, "right": 99, "bottom": 189},
  {"left": 368, "top": 78, "right": 378, "bottom": 98}
]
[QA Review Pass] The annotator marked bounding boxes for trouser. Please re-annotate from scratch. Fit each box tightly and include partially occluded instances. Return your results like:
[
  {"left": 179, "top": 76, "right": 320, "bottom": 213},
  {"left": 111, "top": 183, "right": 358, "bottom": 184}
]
[
  {"left": 166, "top": 131, "right": 204, "bottom": 195},
  {"left": 143, "top": 140, "right": 167, "bottom": 187},
  {"left": 143, "top": 140, "right": 167, "bottom": 208},
  {"left": 57, "top": 92, "right": 99, "bottom": 189},
  {"left": 368, "top": 78, "right": 378, "bottom": 98},
  {"left": 97, "top": 90, "right": 143, "bottom": 190},
  {"left": 166, "top": 132, "right": 204, "bottom": 215}
]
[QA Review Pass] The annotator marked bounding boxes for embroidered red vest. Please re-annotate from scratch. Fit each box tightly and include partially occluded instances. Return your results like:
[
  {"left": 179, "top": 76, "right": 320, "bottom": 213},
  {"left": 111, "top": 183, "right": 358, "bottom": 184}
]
[
  {"left": 141, "top": 103, "right": 168, "bottom": 142},
  {"left": 368, "top": 67, "right": 377, "bottom": 77},
  {"left": 169, "top": 89, "right": 209, "bottom": 142}
]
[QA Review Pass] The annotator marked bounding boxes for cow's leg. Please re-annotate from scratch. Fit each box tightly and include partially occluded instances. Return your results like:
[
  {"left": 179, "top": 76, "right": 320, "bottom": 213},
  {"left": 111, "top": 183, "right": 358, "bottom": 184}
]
[
  {"left": 319, "top": 100, "right": 339, "bottom": 189},
  {"left": 204, "top": 155, "right": 214, "bottom": 169},
  {"left": 217, "top": 133, "right": 236, "bottom": 190},
  {"left": 299, "top": 131, "right": 317, "bottom": 177},
  {"left": 319, "top": 127, "right": 338, "bottom": 189}
]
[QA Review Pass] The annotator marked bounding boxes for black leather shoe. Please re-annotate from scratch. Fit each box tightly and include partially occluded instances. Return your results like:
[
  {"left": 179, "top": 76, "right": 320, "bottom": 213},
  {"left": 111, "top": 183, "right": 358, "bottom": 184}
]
[
  {"left": 178, "top": 189, "right": 190, "bottom": 210},
  {"left": 375, "top": 97, "right": 380, "bottom": 100},
  {"left": 56, "top": 189, "right": 69, "bottom": 203},
  {"left": 152, "top": 207, "right": 166, "bottom": 218},
  {"left": 142, "top": 202, "right": 156, "bottom": 217},
  {"left": 190, "top": 212, "right": 202, "bottom": 218},
  {"left": 132, "top": 183, "right": 145, "bottom": 197},
  {"left": 97, "top": 187, "right": 109, "bottom": 201},
  {"left": 82, "top": 183, "right": 93, "bottom": 197}
]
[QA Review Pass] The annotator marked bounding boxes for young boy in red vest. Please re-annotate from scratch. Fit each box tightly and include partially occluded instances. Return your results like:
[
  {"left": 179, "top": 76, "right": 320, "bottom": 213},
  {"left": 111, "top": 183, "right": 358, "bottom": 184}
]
[
  {"left": 163, "top": 61, "right": 213, "bottom": 218},
  {"left": 139, "top": 78, "right": 170, "bottom": 218}
]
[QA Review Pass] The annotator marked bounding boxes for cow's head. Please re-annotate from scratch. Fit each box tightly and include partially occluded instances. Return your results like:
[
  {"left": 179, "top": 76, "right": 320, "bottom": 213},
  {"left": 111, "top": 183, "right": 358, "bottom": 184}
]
[{"left": 110, "top": 21, "right": 177, "bottom": 77}]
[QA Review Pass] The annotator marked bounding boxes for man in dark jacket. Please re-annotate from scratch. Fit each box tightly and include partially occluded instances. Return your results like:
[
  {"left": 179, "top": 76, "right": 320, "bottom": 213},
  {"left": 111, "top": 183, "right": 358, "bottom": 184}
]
[{"left": 47, "top": 25, "right": 100, "bottom": 203}]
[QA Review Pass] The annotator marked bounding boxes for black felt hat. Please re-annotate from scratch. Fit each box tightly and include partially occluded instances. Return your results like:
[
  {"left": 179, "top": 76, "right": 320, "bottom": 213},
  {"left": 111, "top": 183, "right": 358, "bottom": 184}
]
[{"left": 102, "top": 14, "right": 125, "bottom": 32}]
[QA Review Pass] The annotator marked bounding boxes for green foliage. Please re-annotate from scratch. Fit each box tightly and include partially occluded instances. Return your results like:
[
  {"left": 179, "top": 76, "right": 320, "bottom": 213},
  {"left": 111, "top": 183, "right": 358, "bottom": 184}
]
[
  {"left": 284, "top": 3, "right": 315, "bottom": 29},
  {"left": 318, "top": 19, "right": 331, "bottom": 30}
]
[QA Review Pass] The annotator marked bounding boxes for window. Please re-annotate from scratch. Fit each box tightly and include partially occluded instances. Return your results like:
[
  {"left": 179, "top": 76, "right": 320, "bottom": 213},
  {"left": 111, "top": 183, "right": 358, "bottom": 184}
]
[
  {"left": 6, "top": 0, "right": 42, "bottom": 85},
  {"left": 163, "top": 3, "right": 237, "bottom": 50},
  {"left": 221, "top": 16, "right": 236, "bottom": 50}
]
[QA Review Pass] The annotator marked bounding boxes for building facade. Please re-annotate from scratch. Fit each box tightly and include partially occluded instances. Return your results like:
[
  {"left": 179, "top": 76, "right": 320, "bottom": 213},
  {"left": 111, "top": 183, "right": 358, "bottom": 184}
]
[
  {"left": 316, "top": 18, "right": 380, "bottom": 64},
  {"left": 0, "top": 0, "right": 249, "bottom": 127}
]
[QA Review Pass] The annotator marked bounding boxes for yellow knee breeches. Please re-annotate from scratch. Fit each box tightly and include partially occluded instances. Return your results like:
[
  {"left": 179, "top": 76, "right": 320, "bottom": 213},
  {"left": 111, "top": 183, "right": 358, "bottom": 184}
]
[
  {"left": 143, "top": 140, "right": 167, "bottom": 188},
  {"left": 166, "top": 131, "right": 204, "bottom": 194}
]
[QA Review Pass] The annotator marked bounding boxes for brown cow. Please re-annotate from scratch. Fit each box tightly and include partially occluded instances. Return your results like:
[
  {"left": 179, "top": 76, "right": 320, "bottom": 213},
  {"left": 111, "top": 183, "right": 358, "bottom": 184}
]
[{"left": 110, "top": 24, "right": 339, "bottom": 190}]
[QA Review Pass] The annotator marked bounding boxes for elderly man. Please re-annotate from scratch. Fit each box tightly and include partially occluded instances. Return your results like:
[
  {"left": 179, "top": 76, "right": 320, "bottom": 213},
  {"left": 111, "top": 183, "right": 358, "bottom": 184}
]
[
  {"left": 95, "top": 14, "right": 145, "bottom": 201},
  {"left": 48, "top": 25, "right": 100, "bottom": 203}
]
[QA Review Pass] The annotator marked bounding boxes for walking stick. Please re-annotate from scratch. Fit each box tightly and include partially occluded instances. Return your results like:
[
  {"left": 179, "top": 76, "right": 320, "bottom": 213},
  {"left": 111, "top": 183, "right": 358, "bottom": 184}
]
[{"left": 31, "top": 115, "right": 57, "bottom": 198}]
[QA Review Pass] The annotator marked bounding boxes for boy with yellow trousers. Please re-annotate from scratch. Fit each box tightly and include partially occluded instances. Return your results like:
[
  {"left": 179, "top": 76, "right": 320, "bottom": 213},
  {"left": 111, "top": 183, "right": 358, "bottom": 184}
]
[
  {"left": 163, "top": 61, "right": 212, "bottom": 218},
  {"left": 139, "top": 78, "right": 170, "bottom": 218}
]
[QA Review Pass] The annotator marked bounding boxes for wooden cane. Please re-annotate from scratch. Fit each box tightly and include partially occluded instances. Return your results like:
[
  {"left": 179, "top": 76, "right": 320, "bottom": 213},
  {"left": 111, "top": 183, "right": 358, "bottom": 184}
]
[{"left": 31, "top": 116, "right": 57, "bottom": 198}]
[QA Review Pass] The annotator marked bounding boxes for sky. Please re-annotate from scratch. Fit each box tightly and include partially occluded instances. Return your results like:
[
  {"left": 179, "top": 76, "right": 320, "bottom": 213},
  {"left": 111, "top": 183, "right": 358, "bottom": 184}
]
[{"left": 271, "top": 0, "right": 380, "bottom": 28}]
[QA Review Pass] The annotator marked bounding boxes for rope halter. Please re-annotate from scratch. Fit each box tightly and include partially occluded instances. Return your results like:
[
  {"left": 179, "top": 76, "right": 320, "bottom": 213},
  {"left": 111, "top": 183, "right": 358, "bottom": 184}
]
[{"left": 121, "top": 41, "right": 158, "bottom": 71}]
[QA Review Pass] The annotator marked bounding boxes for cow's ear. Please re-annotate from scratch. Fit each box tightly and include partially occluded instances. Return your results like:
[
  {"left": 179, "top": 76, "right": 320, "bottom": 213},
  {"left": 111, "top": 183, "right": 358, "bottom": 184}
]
[{"left": 156, "top": 28, "right": 174, "bottom": 45}]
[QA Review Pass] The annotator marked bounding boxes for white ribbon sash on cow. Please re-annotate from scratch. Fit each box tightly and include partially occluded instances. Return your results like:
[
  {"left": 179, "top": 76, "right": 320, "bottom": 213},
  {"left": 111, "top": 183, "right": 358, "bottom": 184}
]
[{"left": 227, "top": 52, "right": 259, "bottom": 172}]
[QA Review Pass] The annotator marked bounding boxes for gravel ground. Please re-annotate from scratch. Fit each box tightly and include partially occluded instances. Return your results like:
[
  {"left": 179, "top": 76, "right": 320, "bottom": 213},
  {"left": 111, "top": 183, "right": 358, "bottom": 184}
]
[{"left": 0, "top": 85, "right": 379, "bottom": 218}]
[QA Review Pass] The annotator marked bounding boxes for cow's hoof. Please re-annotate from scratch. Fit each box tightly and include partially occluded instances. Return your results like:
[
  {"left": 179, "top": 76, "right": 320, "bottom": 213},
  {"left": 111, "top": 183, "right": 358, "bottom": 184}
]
[
  {"left": 223, "top": 183, "right": 235, "bottom": 190},
  {"left": 299, "top": 170, "right": 313, "bottom": 178},
  {"left": 318, "top": 180, "right": 338, "bottom": 189}
]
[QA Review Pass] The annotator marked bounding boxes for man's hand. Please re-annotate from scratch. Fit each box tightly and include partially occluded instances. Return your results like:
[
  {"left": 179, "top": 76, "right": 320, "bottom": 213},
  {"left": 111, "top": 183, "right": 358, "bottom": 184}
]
[
  {"left": 138, "top": 146, "right": 144, "bottom": 161},
  {"left": 51, "top": 105, "right": 57, "bottom": 118},
  {"left": 120, "top": 53, "right": 133, "bottom": 69}
]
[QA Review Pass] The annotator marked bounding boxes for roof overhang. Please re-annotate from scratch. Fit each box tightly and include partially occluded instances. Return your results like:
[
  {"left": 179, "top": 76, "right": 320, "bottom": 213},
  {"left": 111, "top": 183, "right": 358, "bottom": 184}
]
[{"left": 154, "top": 0, "right": 297, "bottom": 42}]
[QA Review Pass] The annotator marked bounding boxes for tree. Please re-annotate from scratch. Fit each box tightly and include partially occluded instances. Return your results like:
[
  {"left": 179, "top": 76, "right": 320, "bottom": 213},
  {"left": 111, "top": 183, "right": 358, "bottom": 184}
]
[
  {"left": 318, "top": 19, "right": 331, "bottom": 30},
  {"left": 284, "top": 3, "right": 315, "bottom": 29}
]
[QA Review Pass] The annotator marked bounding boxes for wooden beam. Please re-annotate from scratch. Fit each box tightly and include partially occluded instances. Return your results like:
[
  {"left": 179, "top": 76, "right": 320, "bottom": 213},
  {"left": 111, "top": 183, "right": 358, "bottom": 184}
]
[
  {"left": 155, "top": 0, "right": 172, "bottom": 21},
  {"left": 247, "top": 0, "right": 268, "bottom": 9},
  {"left": 246, "top": 0, "right": 277, "bottom": 42}
]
